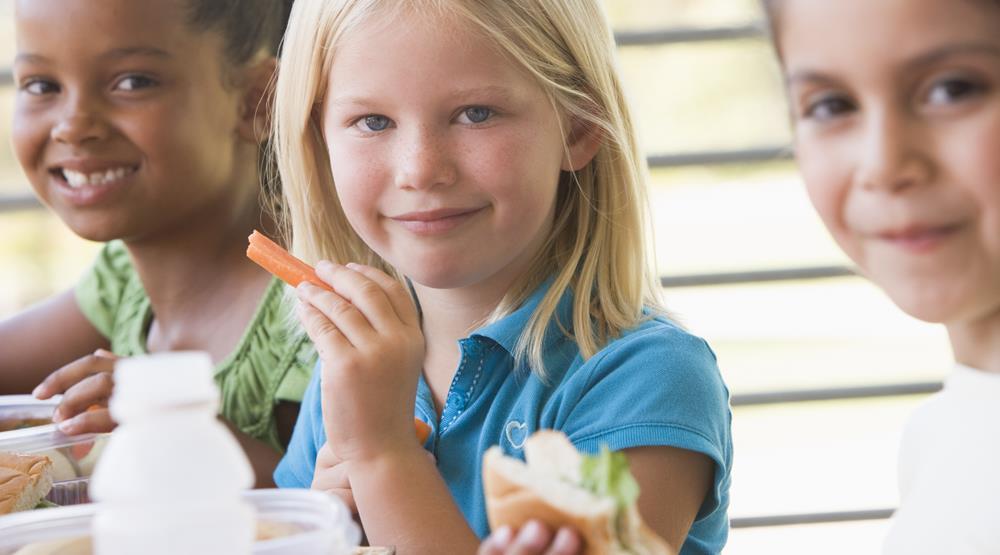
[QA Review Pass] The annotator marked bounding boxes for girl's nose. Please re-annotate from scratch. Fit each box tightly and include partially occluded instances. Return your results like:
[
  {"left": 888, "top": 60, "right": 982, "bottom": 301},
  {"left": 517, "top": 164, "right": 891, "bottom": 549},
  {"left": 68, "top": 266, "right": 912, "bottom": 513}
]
[
  {"left": 393, "top": 127, "right": 458, "bottom": 191},
  {"left": 50, "top": 96, "right": 109, "bottom": 146},
  {"left": 855, "top": 109, "right": 932, "bottom": 194}
]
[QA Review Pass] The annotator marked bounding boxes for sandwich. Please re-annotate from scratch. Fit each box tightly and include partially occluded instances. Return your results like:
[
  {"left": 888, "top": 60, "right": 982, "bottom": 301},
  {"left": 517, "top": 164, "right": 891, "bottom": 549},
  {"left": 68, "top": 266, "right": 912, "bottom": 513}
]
[
  {"left": 483, "top": 430, "right": 672, "bottom": 555},
  {"left": 0, "top": 452, "right": 54, "bottom": 514}
]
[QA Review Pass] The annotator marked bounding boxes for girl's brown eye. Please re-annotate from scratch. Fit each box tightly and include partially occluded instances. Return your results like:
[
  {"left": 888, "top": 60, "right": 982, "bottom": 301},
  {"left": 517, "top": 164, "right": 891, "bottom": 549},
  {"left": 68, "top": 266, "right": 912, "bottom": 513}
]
[
  {"left": 21, "top": 79, "right": 59, "bottom": 96},
  {"left": 925, "top": 78, "right": 983, "bottom": 106},
  {"left": 804, "top": 95, "right": 855, "bottom": 121},
  {"left": 116, "top": 75, "right": 158, "bottom": 92}
]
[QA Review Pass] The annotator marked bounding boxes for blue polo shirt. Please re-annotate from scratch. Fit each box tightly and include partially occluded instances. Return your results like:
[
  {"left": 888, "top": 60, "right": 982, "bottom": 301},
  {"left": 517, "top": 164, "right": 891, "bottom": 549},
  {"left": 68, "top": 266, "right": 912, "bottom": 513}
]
[{"left": 276, "top": 282, "right": 732, "bottom": 554}]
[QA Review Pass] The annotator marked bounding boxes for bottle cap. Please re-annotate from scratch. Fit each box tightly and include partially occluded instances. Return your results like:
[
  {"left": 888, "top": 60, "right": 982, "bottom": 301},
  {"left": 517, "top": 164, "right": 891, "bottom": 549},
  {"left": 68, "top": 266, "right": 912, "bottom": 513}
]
[{"left": 110, "top": 352, "right": 218, "bottom": 422}]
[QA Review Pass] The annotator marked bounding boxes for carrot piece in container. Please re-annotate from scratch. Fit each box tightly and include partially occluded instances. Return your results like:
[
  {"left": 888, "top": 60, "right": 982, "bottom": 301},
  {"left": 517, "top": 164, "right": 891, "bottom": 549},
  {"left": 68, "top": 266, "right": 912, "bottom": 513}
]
[{"left": 246, "top": 230, "right": 435, "bottom": 446}]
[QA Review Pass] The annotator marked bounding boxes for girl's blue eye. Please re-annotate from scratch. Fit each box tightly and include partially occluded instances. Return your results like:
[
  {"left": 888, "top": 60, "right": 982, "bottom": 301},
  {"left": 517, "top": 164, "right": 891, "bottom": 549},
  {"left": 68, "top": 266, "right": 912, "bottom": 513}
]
[
  {"left": 460, "top": 106, "right": 493, "bottom": 124},
  {"left": 361, "top": 115, "right": 391, "bottom": 132},
  {"left": 926, "top": 78, "right": 982, "bottom": 106},
  {"left": 21, "top": 79, "right": 59, "bottom": 96},
  {"left": 803, "top": 95, "right": 855, "bottom": 121}
]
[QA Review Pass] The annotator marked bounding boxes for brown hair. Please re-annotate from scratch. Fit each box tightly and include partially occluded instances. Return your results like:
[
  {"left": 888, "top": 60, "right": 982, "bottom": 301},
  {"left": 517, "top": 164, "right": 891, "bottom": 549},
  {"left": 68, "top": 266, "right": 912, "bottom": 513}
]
[{"left": 185, "top": 0, "right": 294, "bottom": 65}]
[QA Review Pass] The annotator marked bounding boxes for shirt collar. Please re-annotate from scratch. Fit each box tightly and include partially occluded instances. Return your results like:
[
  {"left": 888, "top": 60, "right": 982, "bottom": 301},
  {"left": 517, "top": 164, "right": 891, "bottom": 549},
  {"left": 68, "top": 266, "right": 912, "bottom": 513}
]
[{"left": 470, "top": 277, "right": 574, "bottom": 357}]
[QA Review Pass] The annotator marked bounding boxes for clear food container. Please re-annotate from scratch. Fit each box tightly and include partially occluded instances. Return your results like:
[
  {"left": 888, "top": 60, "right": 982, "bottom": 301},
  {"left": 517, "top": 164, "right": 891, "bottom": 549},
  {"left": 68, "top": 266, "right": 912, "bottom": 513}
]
[
  {"left": 0, "top": 488, "right": 361, "bottom": 555},
  {"left": 0, "top": 395, "right": 109, "bottom": 505}
]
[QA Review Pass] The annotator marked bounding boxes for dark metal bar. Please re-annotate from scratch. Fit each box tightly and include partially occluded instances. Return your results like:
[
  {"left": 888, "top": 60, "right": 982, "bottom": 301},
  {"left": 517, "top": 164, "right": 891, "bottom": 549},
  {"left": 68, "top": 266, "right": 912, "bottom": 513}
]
[
  {"left": 732, "top": 382, "right": 943, "bottom": 407},
  {"left": 648, "top": 146, "right": 793, "bottom": 168},
  {"left": 615, "top": 24, "right": 765, "bottom": 46},
  {"left": 732, "top": 508, "right": 895, "bottom": 529},
  {"left": 0, "top": 194, "right": 41, "bottom": 213},
  {"left": 660, "top": 266, "right": 856, "bottom": 288}
]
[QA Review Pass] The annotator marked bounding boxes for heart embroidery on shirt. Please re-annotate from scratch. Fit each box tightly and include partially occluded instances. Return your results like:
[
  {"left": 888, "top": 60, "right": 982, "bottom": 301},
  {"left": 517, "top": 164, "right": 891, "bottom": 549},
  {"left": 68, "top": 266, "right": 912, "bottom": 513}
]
[{"left": 504, "top": 420, "right": 529, "bottom": 450}]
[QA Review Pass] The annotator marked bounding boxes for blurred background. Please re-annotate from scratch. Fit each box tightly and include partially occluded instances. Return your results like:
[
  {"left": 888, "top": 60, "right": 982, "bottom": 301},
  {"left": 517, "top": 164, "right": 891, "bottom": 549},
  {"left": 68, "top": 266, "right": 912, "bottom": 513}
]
[{"left": 0, "top": 1, "right": 953, "bottom": 553}]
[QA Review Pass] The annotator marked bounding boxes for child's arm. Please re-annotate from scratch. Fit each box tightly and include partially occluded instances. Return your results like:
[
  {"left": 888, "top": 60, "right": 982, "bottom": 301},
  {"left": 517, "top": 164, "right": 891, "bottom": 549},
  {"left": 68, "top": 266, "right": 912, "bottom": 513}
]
[
  {"left": 0, "top": 289, "right": 108, "bottom": 395},
  {"left": 296, "top": 262, "right": 482, "bottom": 553},
  {"left": 627, "top": 445, "right": 714, "bottom": 551},
  {"left": 349, "top": 445, "right": 483, "bottom": 553}
]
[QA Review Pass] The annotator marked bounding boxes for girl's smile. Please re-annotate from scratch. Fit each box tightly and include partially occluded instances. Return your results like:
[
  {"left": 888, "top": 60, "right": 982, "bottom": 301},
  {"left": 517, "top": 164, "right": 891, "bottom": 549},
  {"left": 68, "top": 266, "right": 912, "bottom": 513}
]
[
  {"left": 46, "top": 159, "right": 140, "bottom": 208},
  {"left": 387, "top": 206, "right": 489, "bottom": 236}
]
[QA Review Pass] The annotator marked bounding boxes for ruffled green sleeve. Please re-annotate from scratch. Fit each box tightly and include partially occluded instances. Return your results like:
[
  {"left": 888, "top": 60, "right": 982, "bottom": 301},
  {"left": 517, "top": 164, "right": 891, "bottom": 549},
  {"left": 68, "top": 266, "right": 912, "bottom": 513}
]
[{"left": 215, "top": 280, "right": 317, "bottom": 452}]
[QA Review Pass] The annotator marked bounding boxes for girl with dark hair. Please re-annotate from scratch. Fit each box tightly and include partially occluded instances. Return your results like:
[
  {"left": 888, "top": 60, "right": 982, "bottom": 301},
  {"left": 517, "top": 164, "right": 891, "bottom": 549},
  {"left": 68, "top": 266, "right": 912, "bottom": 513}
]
[
  {"left": 0, "top": 0, "right": 306, "bottom": 487},
  {"left": 763, "top": 1, "right": 1000, "bottom": 552}
]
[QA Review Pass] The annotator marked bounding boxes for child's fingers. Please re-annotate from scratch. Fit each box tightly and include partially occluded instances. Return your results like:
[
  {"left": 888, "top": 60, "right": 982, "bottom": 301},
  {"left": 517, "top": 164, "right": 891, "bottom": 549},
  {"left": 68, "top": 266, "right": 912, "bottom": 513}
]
[
  {"left": 477, "top": 526, "right": 514, "bottom": 555},
  {"left": 548, "top": 527, "right": 584, "bottom": 555},
  {"left": 296, "top": 300, "right": 352, "bottom": 360},
  {"left": 314, "top": 261, "right": 402, "bottom": 333},
  {"left": 296, "top": 284, "right": 372, "bottom": 347},
  {"left": 56, "top": 406, "right": 115, "bottom": 435},
  {"left": 507, "top": 521, "right": 555, "bottom": 555},
  {"left": 52, "top": 372, "right": 114, "bottom": 423},
  {"left": 343, "top": 263, "right": 420, "bottom": 329},
  {"left": 33, "top": 350, "right": 117, "bottom": 400}
]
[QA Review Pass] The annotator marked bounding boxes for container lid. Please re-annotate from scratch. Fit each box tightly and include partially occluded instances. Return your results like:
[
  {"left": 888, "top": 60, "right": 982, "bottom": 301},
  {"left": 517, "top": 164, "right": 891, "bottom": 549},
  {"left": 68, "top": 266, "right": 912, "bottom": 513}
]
[
  {"left": 0, "top": 489, "right": 361, "bottom": 555},
  {"left": 110, "top": 352, "right": 218, "bottom": 421},
  {"left": 0, "top": 396, "right": 100, "bottom": 454}
]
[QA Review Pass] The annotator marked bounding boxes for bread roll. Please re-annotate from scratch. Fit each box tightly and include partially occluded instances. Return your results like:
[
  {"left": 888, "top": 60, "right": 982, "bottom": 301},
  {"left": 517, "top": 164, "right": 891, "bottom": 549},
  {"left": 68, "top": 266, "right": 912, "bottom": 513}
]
[
  {"left": 482, "top": 431, "right": 673, "bottom": 555},
  {"left": 0, "top": 452, "right": 54, "bottom": 514}
]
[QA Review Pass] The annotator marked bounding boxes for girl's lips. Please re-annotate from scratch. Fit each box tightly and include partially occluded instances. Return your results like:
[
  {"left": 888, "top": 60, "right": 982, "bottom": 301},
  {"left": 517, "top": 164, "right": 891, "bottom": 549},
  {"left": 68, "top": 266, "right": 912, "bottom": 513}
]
[
  {"left": 48, "top": 165, "right": 139, "bottom": 208},
  {"left": 390, "top": 207, "right": 486, "bottom": 235},
  {"left": 876, "top": 224, "right": 963, "bottom": 253}
]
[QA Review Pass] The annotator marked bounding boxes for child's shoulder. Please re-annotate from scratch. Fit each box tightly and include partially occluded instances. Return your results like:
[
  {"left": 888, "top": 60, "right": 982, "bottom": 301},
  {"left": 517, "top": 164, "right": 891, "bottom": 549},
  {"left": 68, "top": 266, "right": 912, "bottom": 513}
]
[
  {"left": 602, "top": 311, "right": 717, "bottom": 366},
  {"left": 573, "top": 311, "right": 724, "bottom": 397}
]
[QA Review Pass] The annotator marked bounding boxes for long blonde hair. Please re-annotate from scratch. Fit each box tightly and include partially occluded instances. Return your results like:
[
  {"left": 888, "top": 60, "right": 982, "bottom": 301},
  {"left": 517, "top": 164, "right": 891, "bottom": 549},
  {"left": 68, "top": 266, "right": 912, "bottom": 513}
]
[{"left": 272, "top": 0, "right": 661, "bottom": 377}]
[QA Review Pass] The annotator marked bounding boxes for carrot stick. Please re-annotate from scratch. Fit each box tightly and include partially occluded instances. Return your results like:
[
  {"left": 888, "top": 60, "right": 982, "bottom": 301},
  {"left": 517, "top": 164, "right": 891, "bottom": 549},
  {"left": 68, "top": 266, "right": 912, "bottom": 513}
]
[
  {"left": 246, "top": 230, "right": 433, "bottom": 446},
  {"left": 246, "top": 230, "right": 332, "bottom": 291},
  {"left": 414, "top": 419, "right": 432, "bottom": 445}
]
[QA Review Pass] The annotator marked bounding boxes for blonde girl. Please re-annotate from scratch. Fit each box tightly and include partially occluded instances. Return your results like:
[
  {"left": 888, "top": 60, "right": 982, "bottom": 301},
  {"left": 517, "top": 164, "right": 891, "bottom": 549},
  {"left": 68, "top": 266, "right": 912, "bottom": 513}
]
[{"left": 273, "top": 1, "right": 732, "bottom": 553}]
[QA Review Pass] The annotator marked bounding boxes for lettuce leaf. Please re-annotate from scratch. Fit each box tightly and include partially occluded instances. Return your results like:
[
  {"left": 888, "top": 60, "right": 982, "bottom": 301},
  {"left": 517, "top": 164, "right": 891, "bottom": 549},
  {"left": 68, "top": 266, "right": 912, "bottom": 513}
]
[{"left": 578, "top": 445, "right": 640, "bottom": 511}]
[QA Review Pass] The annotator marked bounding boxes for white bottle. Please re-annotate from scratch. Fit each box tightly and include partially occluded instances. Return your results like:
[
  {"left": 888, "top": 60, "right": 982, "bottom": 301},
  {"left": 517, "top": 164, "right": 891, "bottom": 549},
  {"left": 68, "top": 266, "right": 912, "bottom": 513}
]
[{"left": 90, "top": 352, "right": 256, "bottom": 555}]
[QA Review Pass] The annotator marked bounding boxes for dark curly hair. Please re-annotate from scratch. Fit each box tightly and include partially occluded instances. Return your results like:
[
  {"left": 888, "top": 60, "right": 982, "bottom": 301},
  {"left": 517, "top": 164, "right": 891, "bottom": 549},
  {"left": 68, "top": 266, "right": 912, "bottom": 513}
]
[{"left": 186, "top": 0, "right": 294, "bottom": 65}]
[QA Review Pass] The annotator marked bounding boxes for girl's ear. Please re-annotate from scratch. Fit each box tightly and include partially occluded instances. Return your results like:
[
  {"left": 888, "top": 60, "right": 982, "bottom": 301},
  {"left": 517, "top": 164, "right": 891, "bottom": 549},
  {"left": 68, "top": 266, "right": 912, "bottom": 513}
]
[
  {"left": 237, "top": 57, "right": 279, "bottom": 144},
  {"left": 561, "top": 118, "right": 603, "bottom": 172}
]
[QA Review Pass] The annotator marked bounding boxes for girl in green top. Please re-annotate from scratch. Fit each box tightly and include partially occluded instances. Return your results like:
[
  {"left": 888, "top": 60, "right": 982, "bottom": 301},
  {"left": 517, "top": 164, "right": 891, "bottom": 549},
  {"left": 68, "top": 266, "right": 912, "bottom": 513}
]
[{"left": 0, "top": 0, "right": 313, "bottom": 486}]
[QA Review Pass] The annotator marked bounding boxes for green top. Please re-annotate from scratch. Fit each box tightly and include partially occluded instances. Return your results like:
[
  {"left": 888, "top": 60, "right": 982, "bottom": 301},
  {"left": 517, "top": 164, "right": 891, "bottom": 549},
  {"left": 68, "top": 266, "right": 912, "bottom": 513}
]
[{"left": 75, "top": 240, "right": 316, "bottom": 452}]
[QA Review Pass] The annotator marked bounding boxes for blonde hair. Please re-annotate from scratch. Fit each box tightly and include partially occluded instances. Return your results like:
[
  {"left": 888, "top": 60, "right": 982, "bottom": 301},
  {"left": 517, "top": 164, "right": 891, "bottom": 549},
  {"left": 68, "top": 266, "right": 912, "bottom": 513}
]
[{"left": 272, "top": 0, "right": 661, "bottom": 377}]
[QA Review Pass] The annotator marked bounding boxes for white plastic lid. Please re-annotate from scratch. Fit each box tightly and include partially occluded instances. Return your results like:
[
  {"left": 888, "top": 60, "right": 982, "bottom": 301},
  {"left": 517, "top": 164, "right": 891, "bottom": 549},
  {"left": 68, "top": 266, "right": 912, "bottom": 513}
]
[{"left": 110, "top": 352, "right": 218, "bottom": 421}]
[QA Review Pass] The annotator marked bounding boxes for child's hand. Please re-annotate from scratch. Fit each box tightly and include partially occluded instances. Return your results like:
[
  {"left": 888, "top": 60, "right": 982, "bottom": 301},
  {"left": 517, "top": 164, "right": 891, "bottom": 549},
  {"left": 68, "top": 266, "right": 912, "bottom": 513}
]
[
  {"left": 33, "top": 349, "right": 118, "bottom": 435},
  {"left": 312, "top": 442, "right": 357, "bottom": 514},
  {"left": 296, "top": 262, "right": 424, "bottom": 463},
  {"left": 478, "top": 521, "right": 584, "bottom": 555}
]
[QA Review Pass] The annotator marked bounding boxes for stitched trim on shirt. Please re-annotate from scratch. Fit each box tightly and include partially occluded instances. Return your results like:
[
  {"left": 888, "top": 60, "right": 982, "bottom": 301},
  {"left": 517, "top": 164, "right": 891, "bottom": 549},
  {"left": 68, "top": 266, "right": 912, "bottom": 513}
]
[{"left": 444, "top": 342, "right": 490, "bottom": 430}]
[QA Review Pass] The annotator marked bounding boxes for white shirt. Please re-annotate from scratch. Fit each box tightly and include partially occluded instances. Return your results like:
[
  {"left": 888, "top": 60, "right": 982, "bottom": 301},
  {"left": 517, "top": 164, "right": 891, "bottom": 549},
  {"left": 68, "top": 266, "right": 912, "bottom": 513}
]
[{"left": 883, "top": 364, "right": 1000, "bottom": 554}]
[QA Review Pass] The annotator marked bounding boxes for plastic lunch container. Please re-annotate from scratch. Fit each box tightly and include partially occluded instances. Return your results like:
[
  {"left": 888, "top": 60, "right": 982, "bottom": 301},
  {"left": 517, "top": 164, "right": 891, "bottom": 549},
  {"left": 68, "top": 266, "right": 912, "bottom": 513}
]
[
  {"left": 0, "top": 488, "right": 362, "bottom": 555},
  {"left": 0, "top": 395, "right": 109, "bottom": 505}
]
